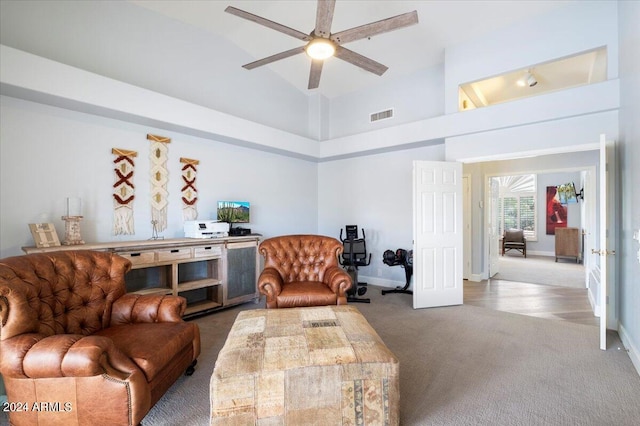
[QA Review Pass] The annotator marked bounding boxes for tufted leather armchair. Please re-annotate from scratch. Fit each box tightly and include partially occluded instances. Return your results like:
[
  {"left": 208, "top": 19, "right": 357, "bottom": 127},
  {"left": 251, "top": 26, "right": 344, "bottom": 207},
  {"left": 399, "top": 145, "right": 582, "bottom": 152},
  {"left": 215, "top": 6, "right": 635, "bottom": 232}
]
[
  {"left": 0, "top": 251, "right": 200, "bottom": 426},
  {"left": 258, "top": 235, "right": 353, "bottom": 309}
]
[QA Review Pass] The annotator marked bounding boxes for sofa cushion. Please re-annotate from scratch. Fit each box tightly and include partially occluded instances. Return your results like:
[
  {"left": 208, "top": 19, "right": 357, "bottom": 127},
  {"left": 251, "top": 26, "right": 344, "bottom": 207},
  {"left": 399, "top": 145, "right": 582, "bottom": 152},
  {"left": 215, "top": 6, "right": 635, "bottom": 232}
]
[
  {"left": 95, "top": 322, "right": 196, "bottom": 382},
  {"left": 276, "top": 281, "right": 338, "bottom": 308}
]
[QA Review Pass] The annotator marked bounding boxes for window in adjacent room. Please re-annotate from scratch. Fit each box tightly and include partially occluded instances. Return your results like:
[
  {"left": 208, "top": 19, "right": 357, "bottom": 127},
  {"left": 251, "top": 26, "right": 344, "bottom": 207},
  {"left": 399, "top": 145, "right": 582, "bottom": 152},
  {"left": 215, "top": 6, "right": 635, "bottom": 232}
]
[{"left": 496, "top": 174, "right": 537, "bottom": 240}]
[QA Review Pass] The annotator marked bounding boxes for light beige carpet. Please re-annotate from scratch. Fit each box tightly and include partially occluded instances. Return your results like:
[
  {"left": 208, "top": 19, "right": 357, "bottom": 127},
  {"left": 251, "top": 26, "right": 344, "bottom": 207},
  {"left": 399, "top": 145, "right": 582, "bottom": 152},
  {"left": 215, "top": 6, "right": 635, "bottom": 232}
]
[
  {"left": 494, "top": 254, "right": 585, "bottom": 289},
  {"left": 137, "top": 287, "right": 640, "bottom": 426}
]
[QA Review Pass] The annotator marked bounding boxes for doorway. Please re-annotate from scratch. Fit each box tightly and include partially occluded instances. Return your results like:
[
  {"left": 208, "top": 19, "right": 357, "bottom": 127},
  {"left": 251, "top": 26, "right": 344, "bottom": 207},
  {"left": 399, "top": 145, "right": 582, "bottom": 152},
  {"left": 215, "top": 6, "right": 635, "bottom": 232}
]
[
  {"left": 462, "top": 150, "right": 601, "bottom": 323},
  {"left": 488, "top": 169, "right": 590, "bottom": 290}
]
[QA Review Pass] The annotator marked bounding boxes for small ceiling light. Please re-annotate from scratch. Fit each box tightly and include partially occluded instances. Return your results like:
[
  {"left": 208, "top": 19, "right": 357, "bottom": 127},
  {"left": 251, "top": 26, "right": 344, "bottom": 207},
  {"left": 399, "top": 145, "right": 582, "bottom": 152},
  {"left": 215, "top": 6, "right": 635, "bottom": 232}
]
[
  {"left": 526, "top": 71, "right": 538, "bottom": 87},
  {"left": 518, "top": 71, "right": 538, "bottom": 87},
  {"left": 306, "top": 38, "right": 335, "bottom": 60}
]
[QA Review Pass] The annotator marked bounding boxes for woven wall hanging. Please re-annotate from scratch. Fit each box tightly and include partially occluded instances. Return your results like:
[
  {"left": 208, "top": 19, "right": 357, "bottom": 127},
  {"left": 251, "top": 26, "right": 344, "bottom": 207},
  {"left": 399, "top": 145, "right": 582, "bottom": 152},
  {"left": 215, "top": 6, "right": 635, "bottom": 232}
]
[
  {"left": 180, "top": 157, "right": 199, "bottom": 221},
  {"left": 148, "top": 134, "right": 171, "bottom": 232},
  {"left": 112, "top": 148, "right": 137, "bottom": 235}
]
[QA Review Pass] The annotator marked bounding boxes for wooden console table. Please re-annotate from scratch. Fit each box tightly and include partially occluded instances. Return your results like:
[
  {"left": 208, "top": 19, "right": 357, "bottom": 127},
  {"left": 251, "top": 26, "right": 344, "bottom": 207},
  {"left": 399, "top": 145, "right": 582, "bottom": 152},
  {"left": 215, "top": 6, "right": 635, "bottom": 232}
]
[{"left": 23, "top": 236, "right": 261, "bottom": 318}]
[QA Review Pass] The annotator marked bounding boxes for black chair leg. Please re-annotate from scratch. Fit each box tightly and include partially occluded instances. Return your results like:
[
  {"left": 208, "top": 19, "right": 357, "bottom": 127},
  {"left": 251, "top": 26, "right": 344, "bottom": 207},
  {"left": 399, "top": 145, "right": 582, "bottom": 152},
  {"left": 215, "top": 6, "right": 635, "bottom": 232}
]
[{"left": 185, "top": 359, "right": 197, "bottom": 376}]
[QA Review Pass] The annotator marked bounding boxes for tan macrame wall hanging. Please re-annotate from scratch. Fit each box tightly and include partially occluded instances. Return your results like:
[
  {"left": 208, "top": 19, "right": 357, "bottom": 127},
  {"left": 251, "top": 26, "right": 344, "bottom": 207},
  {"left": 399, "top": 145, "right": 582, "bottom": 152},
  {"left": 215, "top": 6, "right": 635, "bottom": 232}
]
[
  {"left": 112, "top": 148, "right": 137, "bottom": 235},
  {"left": 148, "top": 134, "right": 171, "bottom": 232},
  {"left": 180, "top": 157, "right": 199, "bottom": 221}
]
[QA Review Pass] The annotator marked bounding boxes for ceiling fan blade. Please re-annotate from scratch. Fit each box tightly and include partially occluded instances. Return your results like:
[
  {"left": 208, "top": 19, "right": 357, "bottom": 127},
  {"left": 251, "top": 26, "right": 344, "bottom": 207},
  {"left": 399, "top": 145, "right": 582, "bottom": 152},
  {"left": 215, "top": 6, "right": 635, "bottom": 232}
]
[
  {"left": 242, "top": 46, "right": 306, "bottom": 70},
  {"left": 225, "top": 6, "right": 311, "bottom": 41},
  {"left": 330, "top": 10, "right": 418, "bottom": 45},
  {"left": 334, "top": 46, "right": 388, "bottom": 76},
  {"left": 314, "top": 0, "right": 336, "bottom": 38},
  {"left": 308, "top": 59, "right": 324, "bottom": 89}
]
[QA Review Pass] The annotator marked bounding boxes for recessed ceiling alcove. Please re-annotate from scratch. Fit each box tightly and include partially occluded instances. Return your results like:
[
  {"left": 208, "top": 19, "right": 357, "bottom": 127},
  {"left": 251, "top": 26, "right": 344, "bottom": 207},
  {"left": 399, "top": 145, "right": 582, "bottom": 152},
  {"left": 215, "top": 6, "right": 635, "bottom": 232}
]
[{"left": 458, "top": 47, "right": 607, "bottom": 111}]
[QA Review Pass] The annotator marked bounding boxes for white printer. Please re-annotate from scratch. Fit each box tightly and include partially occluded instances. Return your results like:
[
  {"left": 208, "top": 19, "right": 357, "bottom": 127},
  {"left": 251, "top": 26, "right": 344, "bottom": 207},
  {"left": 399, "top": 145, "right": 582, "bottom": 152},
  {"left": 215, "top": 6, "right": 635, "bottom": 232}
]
[{"left": 184, "top": 220, "right": 229, "bottom": 238}]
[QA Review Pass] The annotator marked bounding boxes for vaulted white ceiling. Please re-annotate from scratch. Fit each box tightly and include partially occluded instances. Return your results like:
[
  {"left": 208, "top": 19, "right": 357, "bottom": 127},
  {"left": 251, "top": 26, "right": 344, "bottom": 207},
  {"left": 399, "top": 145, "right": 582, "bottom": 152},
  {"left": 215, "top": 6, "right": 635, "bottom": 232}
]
[
  {"left": 1, "top": 0, "right": 573, "bottom": 101},
  {"left": 131, "top": 0, "right": 573, "bottom": 98}
]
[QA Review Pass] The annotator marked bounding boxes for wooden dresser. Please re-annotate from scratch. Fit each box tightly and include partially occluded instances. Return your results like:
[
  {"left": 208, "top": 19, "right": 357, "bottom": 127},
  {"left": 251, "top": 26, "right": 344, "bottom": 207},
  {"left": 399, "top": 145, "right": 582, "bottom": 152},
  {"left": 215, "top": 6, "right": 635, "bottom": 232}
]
[{"left": 555, "top": 227, "right": 580, "bottom": 263}]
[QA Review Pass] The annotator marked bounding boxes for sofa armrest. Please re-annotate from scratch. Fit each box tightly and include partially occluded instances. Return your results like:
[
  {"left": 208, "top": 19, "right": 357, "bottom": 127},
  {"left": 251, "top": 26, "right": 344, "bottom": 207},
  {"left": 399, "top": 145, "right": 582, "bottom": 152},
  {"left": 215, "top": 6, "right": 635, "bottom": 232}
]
[
  {"left": 110, "top": 294, "right": 186, "bottom": 326},
  {"left": 0, "top": 333, "right": 139, "bottom": 379},
  {"left": 258, "top": 267, "right": 283, "bottom": 299},
  {"left": 323, "top": 266, "right": 352, "bottom": 296}
]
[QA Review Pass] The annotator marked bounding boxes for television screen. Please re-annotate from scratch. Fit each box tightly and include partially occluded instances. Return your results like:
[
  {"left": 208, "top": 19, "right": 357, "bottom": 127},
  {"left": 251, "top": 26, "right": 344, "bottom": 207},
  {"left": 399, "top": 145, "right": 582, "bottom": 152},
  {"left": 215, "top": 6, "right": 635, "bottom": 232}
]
[{"left": 217, "top": 201, "right": 250, "bottom": 223}]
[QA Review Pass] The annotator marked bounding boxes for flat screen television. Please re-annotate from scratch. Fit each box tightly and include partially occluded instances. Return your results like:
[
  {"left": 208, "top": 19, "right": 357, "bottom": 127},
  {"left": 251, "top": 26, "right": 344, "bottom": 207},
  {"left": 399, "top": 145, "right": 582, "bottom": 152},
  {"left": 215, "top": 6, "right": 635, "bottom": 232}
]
[{"left": 217, "top": 201, "right": 250, "bottom": 224}]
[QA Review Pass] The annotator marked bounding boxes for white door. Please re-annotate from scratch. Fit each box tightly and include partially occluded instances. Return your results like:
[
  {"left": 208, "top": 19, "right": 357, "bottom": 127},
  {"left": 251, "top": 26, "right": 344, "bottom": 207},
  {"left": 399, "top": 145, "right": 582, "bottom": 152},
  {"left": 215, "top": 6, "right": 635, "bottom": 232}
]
[
  {"left": 597, "top": 134, "right": 616, "bottom": 350},
  {"left": 463, "top": 175, "right": 471, "bottom": 280},
  {"left": 413, "top": 161, "right": 463, "bottom": 309},
  {"left": 488, "top": 177, "right": 500, "bottom": 277}
]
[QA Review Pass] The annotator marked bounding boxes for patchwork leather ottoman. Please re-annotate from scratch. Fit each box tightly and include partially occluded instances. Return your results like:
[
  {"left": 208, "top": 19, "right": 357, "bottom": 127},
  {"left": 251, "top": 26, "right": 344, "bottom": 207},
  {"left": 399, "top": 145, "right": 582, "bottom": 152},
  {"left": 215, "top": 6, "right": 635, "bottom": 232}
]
[{"left": 210, "top": 305, "right": 399, "bottom": 425}]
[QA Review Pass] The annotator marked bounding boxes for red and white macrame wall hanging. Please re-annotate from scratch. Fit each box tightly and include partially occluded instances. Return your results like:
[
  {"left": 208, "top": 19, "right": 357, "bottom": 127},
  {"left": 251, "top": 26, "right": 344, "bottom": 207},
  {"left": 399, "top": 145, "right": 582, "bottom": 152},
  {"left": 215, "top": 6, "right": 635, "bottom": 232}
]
[
  {"left": 180, "top": 157, "right": 199, "bottom": 221},
  {"left": 112, "top": 148, "right": 137, "bottom": 235},
  {"left": 148, "top": 134, "right": 171, "bottom": 232}
]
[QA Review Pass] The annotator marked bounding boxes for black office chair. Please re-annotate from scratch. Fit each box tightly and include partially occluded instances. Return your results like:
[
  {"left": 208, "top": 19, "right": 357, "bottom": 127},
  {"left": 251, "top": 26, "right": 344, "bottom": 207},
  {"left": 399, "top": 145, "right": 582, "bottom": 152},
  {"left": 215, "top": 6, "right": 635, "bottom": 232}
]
[{"left": 339, "top": 225, "right": 371, "bottom": 303}]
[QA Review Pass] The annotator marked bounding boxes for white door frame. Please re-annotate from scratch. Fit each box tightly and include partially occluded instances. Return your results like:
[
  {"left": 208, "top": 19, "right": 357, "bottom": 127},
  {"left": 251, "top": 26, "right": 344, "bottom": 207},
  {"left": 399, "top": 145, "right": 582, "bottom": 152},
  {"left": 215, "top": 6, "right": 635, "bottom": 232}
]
[
  {"left": 487, "top": 176, "right": 500, "bottom": 278},
  {"left": 463, "top": 174, "right": 471, "bottom": 280},
  {"left": 597, "top": 135, "right": 617, "bottom": 350}
]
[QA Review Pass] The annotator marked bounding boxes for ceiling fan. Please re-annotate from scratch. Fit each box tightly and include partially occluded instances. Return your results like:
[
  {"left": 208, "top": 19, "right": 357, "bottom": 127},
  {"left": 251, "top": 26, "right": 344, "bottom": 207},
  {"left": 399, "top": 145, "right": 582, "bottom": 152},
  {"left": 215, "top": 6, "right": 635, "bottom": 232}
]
[{"left": 225, "top": 0, "right": 418, "bottom": 89}]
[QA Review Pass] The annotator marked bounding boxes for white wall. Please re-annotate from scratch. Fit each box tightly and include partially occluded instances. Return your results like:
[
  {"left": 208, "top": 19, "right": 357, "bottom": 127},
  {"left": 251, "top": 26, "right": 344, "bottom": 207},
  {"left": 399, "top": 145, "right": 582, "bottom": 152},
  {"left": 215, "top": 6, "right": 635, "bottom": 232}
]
[
  {"left": 445, "top": 111, "right": 618, "bottom": 162},
  {"left": 0, "top": 96, "right": 319, "bottom": 258},
  {"left": 440, "top": 0, "right": 619, "bottom": 285},
  {"left": 444, "top": 0, "right": 619, "bottom": 114},
  {"left": 318, "top": 144, "right": 445, "bottom": 288},
  {"left": 0, "top": 45, "right": 320, "bottom": 161},
  {"left": 617, "top": 0, "right": 640, "bottom": 374},
  {"left": 328, "top": 65, "right": 445, "bottom": 139}
]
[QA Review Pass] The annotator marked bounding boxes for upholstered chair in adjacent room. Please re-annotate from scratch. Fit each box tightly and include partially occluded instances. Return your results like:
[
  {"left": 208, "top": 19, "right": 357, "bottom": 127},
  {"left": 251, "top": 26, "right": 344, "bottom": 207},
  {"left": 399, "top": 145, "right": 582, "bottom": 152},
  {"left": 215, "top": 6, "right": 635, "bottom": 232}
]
[
  {"left": 502, "top": 229, "right": 527, "bottom": 257},
  {"left": 257, "top": 234, "right": 352, "bottom": 308}
]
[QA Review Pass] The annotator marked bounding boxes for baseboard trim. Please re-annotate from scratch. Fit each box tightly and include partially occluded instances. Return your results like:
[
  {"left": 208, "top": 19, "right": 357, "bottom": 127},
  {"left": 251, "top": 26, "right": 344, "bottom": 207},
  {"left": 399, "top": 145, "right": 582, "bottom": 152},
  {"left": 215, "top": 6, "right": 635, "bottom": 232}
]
[
  {"left": 358, "top": 275, "right": 406, "bottom": 289},
  {"left": 467, "top": 273, "right": 484, "bottom": 282},
  {"left": 619, "top": 324, "right": 640, "bottom": 377},
  {"left": 526, "top": 251, "right": 556, "bottom": 257}
]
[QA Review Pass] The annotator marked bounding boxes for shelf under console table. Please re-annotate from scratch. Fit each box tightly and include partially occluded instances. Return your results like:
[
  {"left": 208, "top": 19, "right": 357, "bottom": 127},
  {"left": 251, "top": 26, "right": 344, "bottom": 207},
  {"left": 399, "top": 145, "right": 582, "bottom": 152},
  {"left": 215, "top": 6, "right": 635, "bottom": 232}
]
[{"left": 23, "top": 236, "right": 261, "bottom": 318}]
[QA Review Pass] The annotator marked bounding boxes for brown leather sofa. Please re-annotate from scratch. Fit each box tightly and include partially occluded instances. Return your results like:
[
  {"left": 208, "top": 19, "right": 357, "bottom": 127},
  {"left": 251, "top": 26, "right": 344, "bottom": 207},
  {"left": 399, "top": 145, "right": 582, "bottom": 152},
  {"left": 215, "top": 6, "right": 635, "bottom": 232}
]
[
  {"left": 0, "top": 251, "right": 201, "bottom": 426},
  {"left": 258, "top": 234, "right": 352, "bottom": 308}
]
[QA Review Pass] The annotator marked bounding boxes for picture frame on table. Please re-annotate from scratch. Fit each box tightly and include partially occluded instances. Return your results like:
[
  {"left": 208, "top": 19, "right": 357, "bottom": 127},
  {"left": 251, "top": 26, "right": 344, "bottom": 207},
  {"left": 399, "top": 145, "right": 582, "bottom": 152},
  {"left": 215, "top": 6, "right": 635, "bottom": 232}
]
[{"left": 29, "top": 223, "right": 61, "bottom": 248}]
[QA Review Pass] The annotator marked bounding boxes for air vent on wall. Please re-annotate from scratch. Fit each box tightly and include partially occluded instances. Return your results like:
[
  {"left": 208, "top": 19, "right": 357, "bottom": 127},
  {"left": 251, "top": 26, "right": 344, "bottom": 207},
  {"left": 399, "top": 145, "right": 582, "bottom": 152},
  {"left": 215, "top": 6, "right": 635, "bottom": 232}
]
[{"left": 370, "top": 108, "right": 394, "bottom": 123}]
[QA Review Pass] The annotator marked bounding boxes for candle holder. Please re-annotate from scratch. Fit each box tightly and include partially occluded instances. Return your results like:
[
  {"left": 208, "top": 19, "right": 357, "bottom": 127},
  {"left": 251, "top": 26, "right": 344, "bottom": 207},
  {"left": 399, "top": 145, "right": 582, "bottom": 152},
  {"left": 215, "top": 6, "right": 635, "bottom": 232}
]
[{"left": 61, "top": 216, "right": 85, "bottom": 245}]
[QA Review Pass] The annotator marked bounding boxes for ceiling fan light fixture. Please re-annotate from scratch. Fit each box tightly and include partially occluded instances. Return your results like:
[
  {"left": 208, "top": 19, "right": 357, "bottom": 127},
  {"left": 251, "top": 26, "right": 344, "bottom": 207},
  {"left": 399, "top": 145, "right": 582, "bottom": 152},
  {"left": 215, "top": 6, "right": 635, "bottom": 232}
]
[
  {"left": 305, "top": 38, "right": 335, "bottom": 60},
  {"left": 226, "top": 2, "right": 419, "bottom": 89}
]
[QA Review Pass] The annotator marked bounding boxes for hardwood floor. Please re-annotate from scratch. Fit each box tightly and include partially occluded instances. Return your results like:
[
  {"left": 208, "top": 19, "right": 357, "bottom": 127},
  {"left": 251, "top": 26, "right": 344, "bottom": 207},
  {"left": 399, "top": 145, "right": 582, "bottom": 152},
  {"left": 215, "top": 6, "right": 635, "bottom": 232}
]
[{"left": 464, "top": 279, "right": 599, "bottom": 327}]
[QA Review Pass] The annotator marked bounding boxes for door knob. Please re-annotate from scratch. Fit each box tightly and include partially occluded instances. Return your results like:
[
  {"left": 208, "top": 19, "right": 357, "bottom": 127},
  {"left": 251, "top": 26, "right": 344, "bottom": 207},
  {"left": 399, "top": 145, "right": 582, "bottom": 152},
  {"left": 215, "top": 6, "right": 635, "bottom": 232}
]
[{"left": 592, "top": 249, "right": 616, "bottom": 255}]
